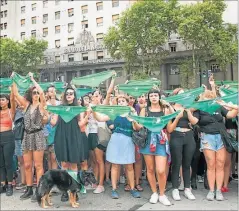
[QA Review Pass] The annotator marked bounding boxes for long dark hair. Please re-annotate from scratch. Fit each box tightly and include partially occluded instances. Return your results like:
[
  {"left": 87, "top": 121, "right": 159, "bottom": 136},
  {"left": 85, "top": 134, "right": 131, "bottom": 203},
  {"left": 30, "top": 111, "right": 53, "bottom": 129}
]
[
  {"left": 0, "top": 94, "right": 11, "bottom": 109},
  {"left": 147, "top": 89, "right": 164, "bottom": 109},
  {"left": 62, "top": 86, "right": 78, "bottom": 106},
  {"left": 24, "top": 86, "right": 38, "bottom": 104}
]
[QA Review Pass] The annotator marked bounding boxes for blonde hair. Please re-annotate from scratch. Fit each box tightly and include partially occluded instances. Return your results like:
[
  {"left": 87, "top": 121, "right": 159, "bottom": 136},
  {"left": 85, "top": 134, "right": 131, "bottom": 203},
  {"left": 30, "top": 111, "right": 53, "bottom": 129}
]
[
  {"left": 115, "top": 95, "right": 129, "bottom": 104},
  {"left": 199, "top": 90, "right": 216, "bottom": 101}
]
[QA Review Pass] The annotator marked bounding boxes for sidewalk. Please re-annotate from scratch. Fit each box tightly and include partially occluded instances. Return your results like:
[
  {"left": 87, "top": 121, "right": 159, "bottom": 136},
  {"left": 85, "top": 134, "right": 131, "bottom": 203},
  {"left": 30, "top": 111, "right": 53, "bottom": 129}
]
[{"left": 137, "top": 180, "right": 238, "bottom": 210}]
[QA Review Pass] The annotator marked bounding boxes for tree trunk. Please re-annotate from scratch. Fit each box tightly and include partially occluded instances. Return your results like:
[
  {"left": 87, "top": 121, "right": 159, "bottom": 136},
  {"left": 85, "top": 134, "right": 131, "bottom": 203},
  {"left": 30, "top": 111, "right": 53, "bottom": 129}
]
[{"left": 191, "top": 45, "right": 197, "bottom": 88}]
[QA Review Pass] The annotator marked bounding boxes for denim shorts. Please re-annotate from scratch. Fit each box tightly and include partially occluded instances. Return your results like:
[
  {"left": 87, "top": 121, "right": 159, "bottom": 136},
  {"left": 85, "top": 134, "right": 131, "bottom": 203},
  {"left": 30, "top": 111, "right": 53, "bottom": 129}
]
[
  {"left": 15, "top": 139, "right": 23, "bottom": 156},
  {"left": 200, "top": 133, "right": 224, "bottom": 152}
]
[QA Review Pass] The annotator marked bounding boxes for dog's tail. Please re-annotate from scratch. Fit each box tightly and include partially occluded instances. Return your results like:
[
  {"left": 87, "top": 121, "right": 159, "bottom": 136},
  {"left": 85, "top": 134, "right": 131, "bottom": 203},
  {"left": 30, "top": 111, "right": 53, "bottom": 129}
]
[{"left": 36, "top": 175, "right": 47, "bottom": 205}]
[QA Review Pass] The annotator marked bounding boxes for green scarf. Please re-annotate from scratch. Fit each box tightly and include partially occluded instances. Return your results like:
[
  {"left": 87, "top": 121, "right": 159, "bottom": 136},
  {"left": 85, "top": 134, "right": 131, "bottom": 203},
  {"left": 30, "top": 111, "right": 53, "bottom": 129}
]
[
  {"left": 190, "top": 99, "right": 220, "bottom": 114},
  {"left": 39, "top": 82, "right": 64, "bottom": 91},
  {"left": 71, "top": 70, "right": 115, "bottom": 87},
  {"left": 76, "top": 88, "right": 94, "bottom": 99},
  {"left": 12, "top": 72, "right": 32, "bottom": 90},
  {"left": 215, "top": 80, "right": 238, "bottom": 86},
  {"left": 47, "top": 105, "right": 87, "bottom": 123},
  {"left": 128, "top": 111, "right": 180, "bottom": 132},
  {"left": 118, "top": 84, "right": 155, "bottom": 97},
  {"left": 220, "top": 92, "right": 238, "bottom": 105},
  {"left": 0, "top": 78, "right": 13, "bottom": 87},
  {"left": 126, "top": 79, "right": 160, "bottom": 86},
  {"left": 66, "top": 170, "right": 86, "bottom": 194},
  {"left": 91, "top": 105, "right": 131, "bottom": 120},
  {"left": 220, "top": 87, "right": 237, "bottom": 96}
]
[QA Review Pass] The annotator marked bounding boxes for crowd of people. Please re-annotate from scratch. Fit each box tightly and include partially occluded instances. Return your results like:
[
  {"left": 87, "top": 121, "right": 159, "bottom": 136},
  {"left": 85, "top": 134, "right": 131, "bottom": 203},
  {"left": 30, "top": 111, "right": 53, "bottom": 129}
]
[{"left": 0, "top": 71, "right": 238, "bottom": 207}]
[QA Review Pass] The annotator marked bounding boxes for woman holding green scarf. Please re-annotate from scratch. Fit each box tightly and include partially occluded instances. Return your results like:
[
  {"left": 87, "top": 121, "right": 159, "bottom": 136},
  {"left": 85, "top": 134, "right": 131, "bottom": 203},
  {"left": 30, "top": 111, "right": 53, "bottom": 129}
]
[
  {"left": 12, "top": 72, "right": 48, "bottom": 201},
  {"left": 50, "top": 86, "right": 90, "bottom": 202},
  {"left": 139, "top": 89, "right": 173, "bottom": 206},
  {"left": 93, "top": 95, "right": 142, "bottom": 199}
]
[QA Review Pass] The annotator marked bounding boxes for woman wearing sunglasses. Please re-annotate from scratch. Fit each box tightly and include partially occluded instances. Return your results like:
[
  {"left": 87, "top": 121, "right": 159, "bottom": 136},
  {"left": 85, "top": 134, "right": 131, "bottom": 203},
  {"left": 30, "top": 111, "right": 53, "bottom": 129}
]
[
  {"left": 50, "top": 86, "right": 90, "bottom": 202},
  {"left": 0, "top": 88, "right": 16, "bottom": 196},
  {"left": 12, "top": 72, "right": 48, "bottom": 201}
]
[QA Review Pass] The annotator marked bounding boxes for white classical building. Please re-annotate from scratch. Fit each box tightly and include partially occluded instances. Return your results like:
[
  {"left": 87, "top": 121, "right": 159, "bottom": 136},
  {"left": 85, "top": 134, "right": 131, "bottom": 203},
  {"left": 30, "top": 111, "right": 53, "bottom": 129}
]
[{"left": 0, "top": 0, "right": 238, "bottom": 88}]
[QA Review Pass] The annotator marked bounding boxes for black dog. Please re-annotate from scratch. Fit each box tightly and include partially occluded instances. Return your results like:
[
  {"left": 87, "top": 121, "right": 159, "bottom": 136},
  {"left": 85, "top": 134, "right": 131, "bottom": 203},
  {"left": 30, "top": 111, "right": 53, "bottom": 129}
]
[{"left": 36, "top": 169, "right": 96, "bottom": 208}]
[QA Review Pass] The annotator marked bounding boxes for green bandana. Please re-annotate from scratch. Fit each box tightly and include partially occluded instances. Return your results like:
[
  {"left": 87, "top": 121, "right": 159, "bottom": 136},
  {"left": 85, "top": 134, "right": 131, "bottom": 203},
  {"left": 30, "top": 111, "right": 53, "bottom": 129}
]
[
  {"left": 0, "top": 78, "right": 12, "bottom": 87},
  {"left": 220, "top": 92, "right": 238, "bottom": 105},
  {"left": 71, "top": 70, "right": 115, "bottom": 87},
  {"left": 126, "top": 79, "right": 160, "bottom": 86},
  {"left": 66, "top": 170, "right": 86, "bottom": 194},
  {"left": 128, "top": 111, "right": 180, "bottom": 132},
  {"left": 220, "top": 87, "right": 237, "bottom": 96},
  {"left": 76, "top": 88, "right": 94, "bottom": 99},
  {"left": 47, "top": 105, "right": 87, "bottom": 123},
  {"left": 118, "top": 84, "right": 155, "bottom": 97},
  {"left": 39, "top": 82, "right": 64, "bottom": 91},
  {"left": 12, "top": 72, "right": 32, "bottom": 90},
  {"left": 190, "top": 99, "right": 220, "bottom": 114},
  {"left": 215, "top": 81, "right": 238, "bottom": 86},
  {"left": 91, "top": 105, "right": 131, "bottom": 120}
]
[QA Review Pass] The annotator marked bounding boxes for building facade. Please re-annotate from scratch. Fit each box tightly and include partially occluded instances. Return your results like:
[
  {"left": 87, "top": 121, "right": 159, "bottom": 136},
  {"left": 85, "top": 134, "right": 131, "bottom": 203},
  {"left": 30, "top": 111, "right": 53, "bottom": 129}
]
[{"left": 0, "top": 0, "right": 238, "bottom": 89}]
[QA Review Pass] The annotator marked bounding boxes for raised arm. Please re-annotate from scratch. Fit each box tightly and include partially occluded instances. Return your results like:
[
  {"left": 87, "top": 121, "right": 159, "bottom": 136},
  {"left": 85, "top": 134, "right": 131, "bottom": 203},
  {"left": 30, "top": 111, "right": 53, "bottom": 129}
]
[
  {"left": 78, "top": 109, "right": 90, "bottom": 128},
  {"left": 9, "top": 86, "right": 16, "bottom": 119},
  {"left": 166, "top": 109, "right": 184, "bottom": 133},
  {"left": 103, "top": 72, "right": 116, "bottom": 105},
  {"left": 12, "top": 81, "right": 29, "bottom": 110},
  {"left": 185, "top": 109, "right": 199, "bottom": 125},
  {"left": 92, "top": 111, "right": 110, "bottom": 122}
]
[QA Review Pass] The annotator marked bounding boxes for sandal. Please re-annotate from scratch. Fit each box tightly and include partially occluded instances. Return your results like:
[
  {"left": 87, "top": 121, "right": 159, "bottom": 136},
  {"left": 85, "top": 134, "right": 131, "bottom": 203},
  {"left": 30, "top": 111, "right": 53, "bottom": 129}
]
[
  {"left": 135, "top": 184, "right": 143, "bottom": 192},
  {"left": 124, "top": 184, "right": 131, "bottom": 192}
]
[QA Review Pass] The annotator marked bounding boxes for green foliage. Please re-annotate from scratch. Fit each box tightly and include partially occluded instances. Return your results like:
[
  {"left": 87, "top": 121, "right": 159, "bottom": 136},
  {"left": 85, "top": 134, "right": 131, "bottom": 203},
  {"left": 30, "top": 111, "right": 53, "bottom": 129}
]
[
  {"left": 104, "top": 0, "right": 180, "bottom": 77},
  {"left": 0, "top": 37, "right": 48, "bottom": 77}
]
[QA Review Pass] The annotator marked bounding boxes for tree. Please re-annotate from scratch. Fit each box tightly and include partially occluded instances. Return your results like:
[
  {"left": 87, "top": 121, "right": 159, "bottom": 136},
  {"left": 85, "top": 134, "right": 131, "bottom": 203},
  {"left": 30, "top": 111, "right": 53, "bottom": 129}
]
[
  {"left": 0, "top": 37, "right": 48, "bottom": 77},
  {"left": 104, "top": 0, "right": 180, "bottom": 79}
]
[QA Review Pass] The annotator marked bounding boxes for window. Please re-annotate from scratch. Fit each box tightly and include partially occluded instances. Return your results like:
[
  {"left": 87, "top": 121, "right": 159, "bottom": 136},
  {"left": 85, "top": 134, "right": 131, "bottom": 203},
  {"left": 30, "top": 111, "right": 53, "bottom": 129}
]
[
  {"left": 43, "top": 0, "right": 48, "bottom": 8},
  {"left": 43, "top": 28, "right": 48, "bottom": 37},
  {"left": 21, "top": 6, "right": 25, "bottom": 13},
  {"left": 96, "top": 17, "right": 103, "bottom": 27},
  {"left": 68, "top": 54, "right": 74, "bottom": 62},
  {"left": 0, "top": 24, "right": 3, "bottom": 30},
  {"left": 4, "top": 23, "right": 7, "bottom": 29},
  {"left": 81, "top": 20, "right": 88, "bottom": 29},
  {"left": 68, "top": 37, "right": 74, "bottom": 46},
  {"left": 55, "top": 25, "right": 60, "bottom": 34},
  {"left": 20, "top": 32, "right": 25, "bottom": 40},
  {"left": 4, "top": 10, "right": 7, "bottom": 17},
  {"left": 55, "top": 11, "right": 60, "bottom": 20},
  {"left": 68, "top": 23, "right": 74, "bottom": 33},
  {"left": 210, "top": 64, "right": 220, "bottom": 72},
  {"left": 169, "top": 43, "right": 176, "bottom": 52},
  {"left": 32, "top": 16, "right": 37, "bottom": 24},
  {"left": 81, "top": 5, "right": 88, "bottom": 14},
  {"left": 55, "top": 0, "right": 60, "bottom": 5},
  {"left": 5, "top": 0, "right": 7, "bottom": 4},
  {"left": 112, "top": 0, "right": 119, "bottom": 7},
  {"left": 96, "top": 33, "right": 103, "bottom": 42},
  {"left": 170, "top": 65, "right": 180, "bottom": 75},
  {"left": 32, "top": 3, "right": 36, "bottom": 11},
  {"left": 82, "top": 53, "right": 88, "bottom": 61},
  {"left": 97, "top": 51, "right": 104, "bottom": 59},
  {"left": 68, "top": 8, "right": 74, "bottom": 17},
  {"left": 43, "top": 14, "right": 48, "bottom": 23},
  {"left": 112, "top": 14, "right": 119, "bottom": 24},
  {"left": 0, "top": 12, "right": 3, "bottom": 18},
  {"left": 55, "top": 39, "right": 60, "bottom": 48},
  {"left": 21, "top": 19, "right": 25, "bottom": 27},
  {"left": 55, "top": 56, "right": 60, "bottom": 63},
  {"left": 31, "top": 30, "right": 36, "bottom": 37},
  {"left": 96, "top": 2, "right": 103, "bottom": 11}
]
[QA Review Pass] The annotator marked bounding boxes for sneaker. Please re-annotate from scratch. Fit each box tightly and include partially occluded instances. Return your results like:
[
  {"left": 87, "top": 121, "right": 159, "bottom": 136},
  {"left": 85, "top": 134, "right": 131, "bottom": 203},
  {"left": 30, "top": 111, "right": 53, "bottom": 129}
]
[
  {"left": 184, "top": 188, "right": 196, "bottom": 200},
  {"left": 6, "top": 184, "right": 13, "bottom": 196},
  {"left": 93, "top": 185, "right": 105, "bottom": 194},
  {"left": 16, "top": 183, "right": 26, "bottom": 190},
  {"left": 159, "top": 195, "right": 171, "bottom": 206},
  {"left": 85, "top": 184, "right": 96, "bottom": 190},
  {"left": 178, "top": 182, "right": 184, "bottom": 191},
  {"left": 221, "top": 187, "right": 229, "bottom": 193},
  {"left": 232, "top": 174, "right": 238, "bottom": 180},
  {"left": 111, "top": 189, "right": 119, "bottom": 199},
  {"left": 206, "top": 191, "right": 215, "bottom": 201},
  {"left": 198, "top": 175, "right": 204, "bottom": 183},
  {"left": 120, "top": 176, "right": 125, "bottom": 184},
  {"left": 149, "top": 192, "right": 158, "bottom": 204},
  {"left": 130, "top": 189, "right": 141, "bottom": 198},
  {"left": 216, "top": 190, "right": 224, "bottom": 201},
  {"left": 172, "top": 189, "right": 181, "bottom": 201}
]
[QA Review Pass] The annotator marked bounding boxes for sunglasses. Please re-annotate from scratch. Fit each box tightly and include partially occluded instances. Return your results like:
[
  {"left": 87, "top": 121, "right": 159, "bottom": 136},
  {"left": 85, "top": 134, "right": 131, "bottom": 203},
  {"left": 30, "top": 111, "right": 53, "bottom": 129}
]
[
  {"left": 66, "top": 92, "right": 74, "bottom": 96},
  {"left": 32, "top": 91, "right": 40, "bottom": 95}
]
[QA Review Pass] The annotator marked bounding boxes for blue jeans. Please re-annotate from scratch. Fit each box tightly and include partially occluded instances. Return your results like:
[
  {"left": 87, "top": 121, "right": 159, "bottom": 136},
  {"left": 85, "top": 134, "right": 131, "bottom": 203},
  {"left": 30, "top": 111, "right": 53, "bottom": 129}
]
[{"left": 200, "top": 133, "right": 224, "bottom": 152}]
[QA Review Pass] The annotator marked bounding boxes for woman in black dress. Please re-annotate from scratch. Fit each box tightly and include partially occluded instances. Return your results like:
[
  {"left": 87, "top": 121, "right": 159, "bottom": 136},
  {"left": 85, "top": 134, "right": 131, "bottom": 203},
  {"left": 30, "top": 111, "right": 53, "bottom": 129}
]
[{"left": 50, "top": 86, "right": 90, "bottom": 201}]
